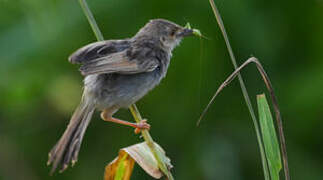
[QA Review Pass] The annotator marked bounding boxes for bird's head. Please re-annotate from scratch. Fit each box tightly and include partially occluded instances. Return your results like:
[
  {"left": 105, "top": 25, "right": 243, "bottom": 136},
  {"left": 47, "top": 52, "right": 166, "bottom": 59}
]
[{"left": 135, "top": 19, "right": 193, "bottom": 51}]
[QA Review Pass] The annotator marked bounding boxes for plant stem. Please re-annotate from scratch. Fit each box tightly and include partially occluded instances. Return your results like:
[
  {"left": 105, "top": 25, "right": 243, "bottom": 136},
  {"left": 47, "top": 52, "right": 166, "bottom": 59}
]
[
  {"left": 79, "top": 0, "right": 104, "bottom": 41},
  {"left": 77, "top": 0, "right": 173, "bottom": 179},
  {"left": 129, "top": 105, "right": 173, "bottom": 180},
  {"left": 208, "top": 0, "right": 270, "bottom": 179},
  {"left": 201, "top": 57, "right": 290, "bottom": 180}
]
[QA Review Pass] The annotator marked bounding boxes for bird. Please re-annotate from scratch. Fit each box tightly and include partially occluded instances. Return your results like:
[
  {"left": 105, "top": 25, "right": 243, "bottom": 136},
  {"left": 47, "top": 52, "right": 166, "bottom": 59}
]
[{"left": 47, "top": 18, "right": 193, "bottom": 174}]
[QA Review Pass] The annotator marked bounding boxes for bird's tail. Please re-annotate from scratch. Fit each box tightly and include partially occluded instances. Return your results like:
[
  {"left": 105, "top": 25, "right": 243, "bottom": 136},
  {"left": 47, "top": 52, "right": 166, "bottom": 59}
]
[{"left": 47, "top": 97, "right": 95, "bottom": 174}]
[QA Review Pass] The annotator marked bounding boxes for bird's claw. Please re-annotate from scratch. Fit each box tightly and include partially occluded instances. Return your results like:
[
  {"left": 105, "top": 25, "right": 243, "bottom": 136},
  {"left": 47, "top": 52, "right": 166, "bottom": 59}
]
[{"left": 134, "top": 119, "right": 150, "bottom": 134}]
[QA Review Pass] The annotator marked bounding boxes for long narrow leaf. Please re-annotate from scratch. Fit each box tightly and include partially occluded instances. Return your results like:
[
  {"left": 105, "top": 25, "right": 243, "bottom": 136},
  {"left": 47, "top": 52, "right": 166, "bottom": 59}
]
[
  {"left": 199, "top": 57, "right": 290, "bottom": 179},
  {"left": 257, "top": 94, "right": 282, "bottom": 180},
  {"left": 205, "top": 1, "right": 271, "bottom": 178}
]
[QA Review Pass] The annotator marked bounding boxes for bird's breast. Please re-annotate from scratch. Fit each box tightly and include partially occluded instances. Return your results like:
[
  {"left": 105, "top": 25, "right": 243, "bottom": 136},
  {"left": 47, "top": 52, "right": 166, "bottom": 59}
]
[{"left": 84, "top": 68, "right": 166, "bottom": 109}]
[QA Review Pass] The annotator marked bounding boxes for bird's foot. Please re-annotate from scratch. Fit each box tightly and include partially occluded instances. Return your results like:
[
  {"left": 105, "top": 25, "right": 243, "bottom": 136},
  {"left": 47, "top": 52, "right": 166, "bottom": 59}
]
[{"left": 134, "top": 119, "right": 150, "bottom": 134}]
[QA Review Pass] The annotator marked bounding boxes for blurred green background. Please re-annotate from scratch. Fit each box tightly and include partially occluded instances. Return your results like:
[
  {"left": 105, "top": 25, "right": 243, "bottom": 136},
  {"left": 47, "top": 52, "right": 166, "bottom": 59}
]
[{"left": 1, "top": 0, "right": 323, "bottom": 179}]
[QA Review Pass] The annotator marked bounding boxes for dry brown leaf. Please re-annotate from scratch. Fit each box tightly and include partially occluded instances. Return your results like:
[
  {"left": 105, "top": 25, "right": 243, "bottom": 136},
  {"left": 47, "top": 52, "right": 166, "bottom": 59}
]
[
  {"left": 104, "top": 142, "right": 172, "bottom": 179},
  {"left": 104, "top": 151, "right": 135, "bottom": 180}
]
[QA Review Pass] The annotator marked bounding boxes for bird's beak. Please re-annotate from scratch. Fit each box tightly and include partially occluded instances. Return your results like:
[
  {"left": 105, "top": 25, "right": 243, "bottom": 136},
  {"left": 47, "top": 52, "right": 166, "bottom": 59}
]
[{"left": 177, "top": 28, "right": 193, "bottom": 37}]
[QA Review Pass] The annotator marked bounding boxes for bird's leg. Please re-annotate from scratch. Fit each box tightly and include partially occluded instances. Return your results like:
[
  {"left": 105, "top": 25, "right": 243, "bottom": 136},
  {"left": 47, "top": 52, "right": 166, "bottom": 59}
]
[{"left": 100, "top": 109, "right": 150, "bottom": 134}]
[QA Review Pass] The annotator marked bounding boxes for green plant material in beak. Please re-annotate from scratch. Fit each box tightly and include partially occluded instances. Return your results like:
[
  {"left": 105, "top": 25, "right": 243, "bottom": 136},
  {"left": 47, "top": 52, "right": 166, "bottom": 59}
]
[{"left": 185, "top": 22, "right": 203, "bottom": 37}]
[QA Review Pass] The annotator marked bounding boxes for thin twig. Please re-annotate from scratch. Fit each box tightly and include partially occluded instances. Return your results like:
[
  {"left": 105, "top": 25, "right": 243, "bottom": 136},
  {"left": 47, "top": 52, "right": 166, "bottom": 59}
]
[
  {"left": 199, "top": 57, "right": 290, "bottom": 180},
  {"left": 77, "top": 0, "right": 173, "bottom": 179},
  {"left": 205, "top": 0, "right": 270, "bottom": 179}
]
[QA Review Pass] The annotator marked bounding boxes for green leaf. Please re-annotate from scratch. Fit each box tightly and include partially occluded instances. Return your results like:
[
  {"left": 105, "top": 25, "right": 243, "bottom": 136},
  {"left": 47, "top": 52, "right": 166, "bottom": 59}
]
[
  {"left": 184, "top": 22, "right": 202, "bottom": 37},
  {"left": 115, "top": 153, "right": 128, "bottom": 180},
  {"left": 105, "top": 151, "right": 135, "bottom": 180},
  {"left": 257, "top": 94, "right": 282, "bottom": 180}
]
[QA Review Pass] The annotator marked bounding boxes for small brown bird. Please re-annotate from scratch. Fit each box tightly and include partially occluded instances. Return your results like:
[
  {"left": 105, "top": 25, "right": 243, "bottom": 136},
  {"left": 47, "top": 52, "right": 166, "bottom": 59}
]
[{"left": 47, "top": 19, "right": 193, "bottom": 174}]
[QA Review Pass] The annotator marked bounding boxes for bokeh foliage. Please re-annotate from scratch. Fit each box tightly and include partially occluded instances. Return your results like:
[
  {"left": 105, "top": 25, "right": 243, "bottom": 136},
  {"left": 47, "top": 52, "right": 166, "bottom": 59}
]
[{"left": 0, "top": 0, "right": 323, "bottom": 179}]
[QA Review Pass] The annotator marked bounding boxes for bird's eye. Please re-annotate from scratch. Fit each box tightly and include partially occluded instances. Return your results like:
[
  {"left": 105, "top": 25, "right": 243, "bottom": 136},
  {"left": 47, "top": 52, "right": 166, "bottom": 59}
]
[{"left": 170, "top": 29, "right": 177, "bottom": 36}]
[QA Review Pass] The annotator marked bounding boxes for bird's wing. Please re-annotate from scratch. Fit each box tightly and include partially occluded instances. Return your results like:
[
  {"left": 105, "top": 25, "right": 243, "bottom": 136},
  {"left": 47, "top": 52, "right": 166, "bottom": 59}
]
[
  {"left": 68, "top": 40, "right": 131, "bottom": 64},
  {"left": 79, "top": 50, "right": 159, "bottom": 76}
]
